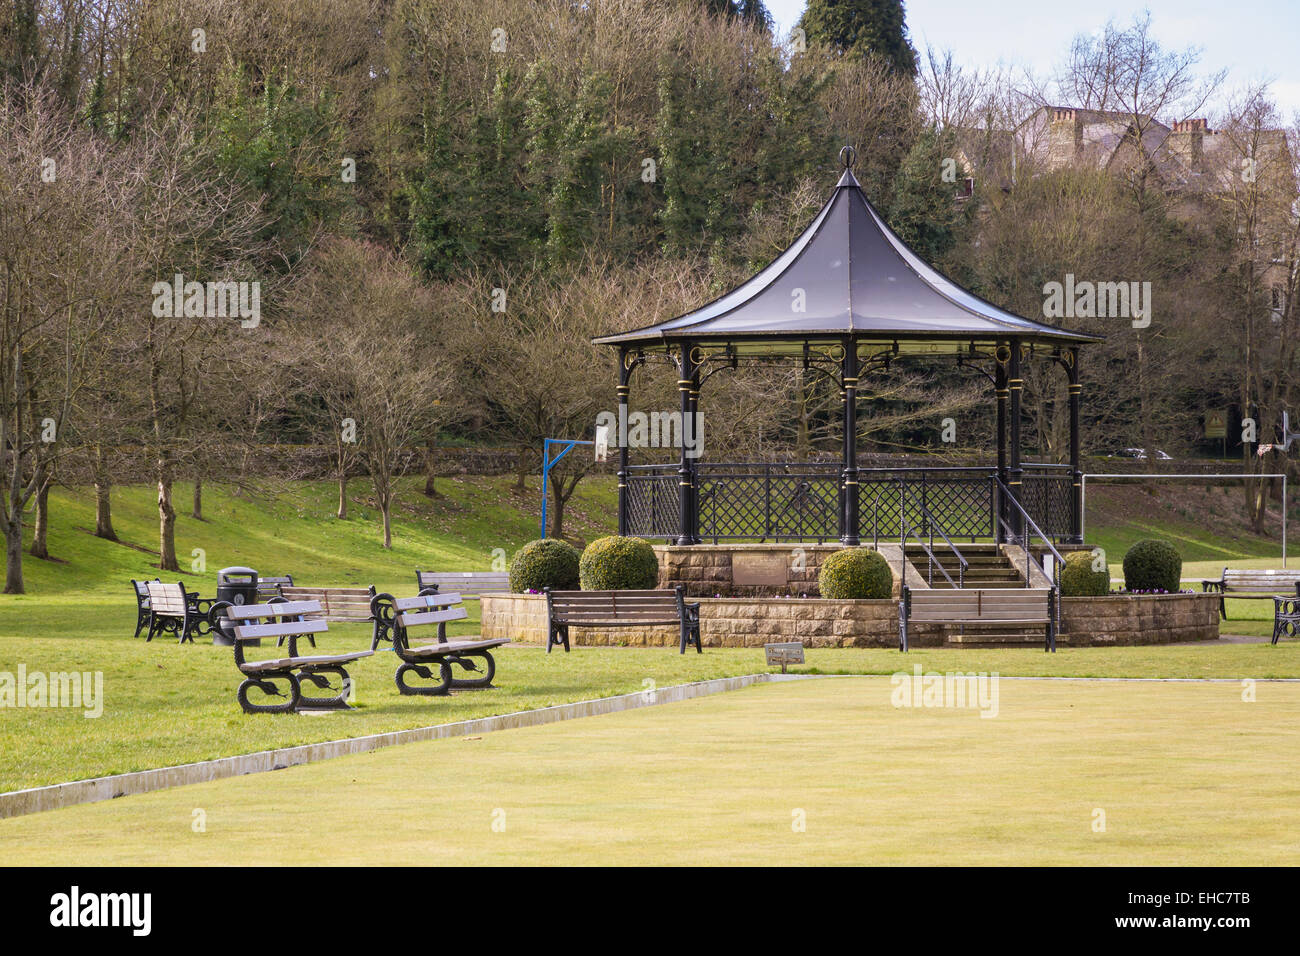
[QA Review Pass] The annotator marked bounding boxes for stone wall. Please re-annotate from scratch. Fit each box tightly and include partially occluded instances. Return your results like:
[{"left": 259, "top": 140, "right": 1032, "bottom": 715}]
[
  {"left": 481, "top": 590, "right": 1221, "bottom": 648},
  {"left": 1059, "top": 592, "right": 1219, "bottom": 645}
]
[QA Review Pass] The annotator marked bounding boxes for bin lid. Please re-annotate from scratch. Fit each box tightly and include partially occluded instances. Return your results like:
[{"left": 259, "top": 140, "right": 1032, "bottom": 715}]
[{"left": 217, "top": 566, "right": 258, "bottom": 581}]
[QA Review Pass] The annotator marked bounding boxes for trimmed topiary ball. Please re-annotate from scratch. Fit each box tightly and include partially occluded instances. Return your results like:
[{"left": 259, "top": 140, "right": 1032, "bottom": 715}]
[
  {"left": 508, "top": 538, "right": 580, "bottom": 593},
  {"left": 1060, "top": 550, "right": 1111, "bottom": 596},
  {"left": 579, "top": 536, "right": 660, "bottom": 590},
  {"left": 818, "top": 547, "right": 893, "bottom": 599},
  {"left": 1122, "top": 538, "right": 1182, "bottom": 592}
]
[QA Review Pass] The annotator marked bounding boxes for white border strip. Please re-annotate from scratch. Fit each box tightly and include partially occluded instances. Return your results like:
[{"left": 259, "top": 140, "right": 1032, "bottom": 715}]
[{"left": 0, "top": 673, "right": 780, "bottom": 821}]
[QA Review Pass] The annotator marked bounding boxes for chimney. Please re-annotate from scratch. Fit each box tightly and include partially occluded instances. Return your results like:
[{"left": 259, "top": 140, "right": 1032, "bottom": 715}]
[
  {"left": 1170, "top": 118, "right": 1207, "bottom": 164},
  {"left": 1048, "top": 107, "right": 1082, "bottom": 166}
]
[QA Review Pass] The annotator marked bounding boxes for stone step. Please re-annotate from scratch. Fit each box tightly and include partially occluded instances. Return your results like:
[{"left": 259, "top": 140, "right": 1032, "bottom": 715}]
[
  {"left": 946, "top": 632, "right": 1068, "bottom": 645},
  {"left": 925, "top": 580, "right": 1028, "bottom": 589}
]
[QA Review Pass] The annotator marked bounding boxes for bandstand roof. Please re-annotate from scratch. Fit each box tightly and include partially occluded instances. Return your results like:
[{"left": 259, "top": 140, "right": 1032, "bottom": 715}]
[{"left": 594, "top": 163, "right": 1101, "bottom": 357}]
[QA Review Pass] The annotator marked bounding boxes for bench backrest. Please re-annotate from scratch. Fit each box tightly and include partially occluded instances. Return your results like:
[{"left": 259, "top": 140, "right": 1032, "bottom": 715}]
[
  {"left": 392, "top": 592, "right": 468, "bottom": 629},
  {"left": 222, "top": 600, "right": 331, "bottom": 643},
  {"left": 415, "top": 570, "right": 510, "bottom": 598},
  {"left": 1221, "top": 569, "right": 1300, "bottom": 592},
  {"left": 256, "top": 575, "right": 294, "bottom": 601},
  {"left": 279, "top": 586, "right": 375, "bottom": 622},
  {"left": 133, "top": 578, "right": 159, "bottom": 603},
  {"left": 547, "top": 589, "right": 682, "bottom": 625},
  {"left": 906, "top": 588, "right": 1052, "bottom": 623},
  {"left": 145, "top": 581, "right": 190, "bottom": 617}
]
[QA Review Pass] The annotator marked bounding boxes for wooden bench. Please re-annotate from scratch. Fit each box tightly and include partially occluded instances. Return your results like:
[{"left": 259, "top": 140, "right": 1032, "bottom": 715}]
[
  {"left": 1202, "top": 568, "right": 1300, "bottom": 619},
  {"left": 219, "top": 600, "right": 374, "bottom": 713},
  {"left": 372, "top": 592, "right": 510, "bottom": 695},
  {"left": 145, "top": 581, "right": 212, "bottom": 644},
  {"left": 1273, "top": 583, "right": 1300, "bottom": 645},
  {"left": 130, "top": 578, "right": 160, "bottom": 638},
  {"left": 899, "top": 587, "right": 1057, "bottom": 652},
  {"left": 415, "top": 569, "right": 510, "bottom": 601},
  {"left": 544, "top": 588, "right": 702, "bottom": 654},
  {"left": 277, "top": 585, "right": 380, "bottom": 649},
  {"left": 256, "top": 574, "right": 294, "bottom": 602}
]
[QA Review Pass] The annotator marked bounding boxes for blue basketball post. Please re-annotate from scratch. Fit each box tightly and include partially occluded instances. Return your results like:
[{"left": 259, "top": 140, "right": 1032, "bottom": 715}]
[{"left": 540, "top": 438, "right": 593, "bottom": 539}]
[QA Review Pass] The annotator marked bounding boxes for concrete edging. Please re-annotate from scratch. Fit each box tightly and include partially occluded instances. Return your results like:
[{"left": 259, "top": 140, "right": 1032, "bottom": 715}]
[{"left": 0, "top": 673, "right": 779, "bottom": 820}]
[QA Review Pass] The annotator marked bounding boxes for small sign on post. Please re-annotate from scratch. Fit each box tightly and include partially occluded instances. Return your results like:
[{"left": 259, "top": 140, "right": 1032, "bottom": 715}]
[
  {"left": 1205, "top": 410, "right": 1226, "bottom": 439},
  {"left": 764, "top": 641, "right": 804, "bottom": 674}
]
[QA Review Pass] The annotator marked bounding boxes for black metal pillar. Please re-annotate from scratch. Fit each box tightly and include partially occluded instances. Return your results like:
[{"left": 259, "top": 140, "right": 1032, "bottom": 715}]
[
  {"left": 675, "top": 343, "right": 695, "bottom": 546},
  {"left": 1008, "top": 339, "right": 1024, "bottom": 537},
  {"left": 616, "top": 350, "right": 631, "bottom": 536},
  {"left": 688, "top": 368, "right": 701, "bottom": 543},
  {"left": 995, "top": 350, "right": 1008, "bottom": 543},
  {"left": 1068, "top": 346, "right": 1082, "bottom": 543},
  {"left": 841, "top": 340, "right": 860, "bottom": 545}
]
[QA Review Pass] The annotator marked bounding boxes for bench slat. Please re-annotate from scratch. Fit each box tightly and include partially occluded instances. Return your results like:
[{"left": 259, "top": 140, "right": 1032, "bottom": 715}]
[
  {"left": 224, "top": 600, "right": 324, "bottom": 620},
  {"left": 397, "top": 607, "right": 469, "bottom": 627},
  {"left": 232, "top": 619, "right": 330, "bottom": 641},
  {"left": 394, "top": 593, "right": 463, "bottom": 611}
]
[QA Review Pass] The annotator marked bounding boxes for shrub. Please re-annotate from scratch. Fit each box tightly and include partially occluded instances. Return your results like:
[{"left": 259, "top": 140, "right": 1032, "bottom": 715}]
[
  {"left": 579, "top": 536, "right": 660, "bottom": 590},
  {"left": 1060, "top": 550, "right": 1111, "bottom": 596},
  {"left": 1122, "top": 538, "right": 1182, "bottom": 593},
  {"left": 818, "top": 547, "right": 893, "bottom": 599},
  {"left": 508, "top": 539, "right": 580, "bottom": 592}
]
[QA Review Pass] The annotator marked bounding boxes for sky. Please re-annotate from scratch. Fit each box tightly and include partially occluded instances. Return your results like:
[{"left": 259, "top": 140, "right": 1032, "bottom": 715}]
[{"left": 765, "top": 0, "right": 1300, "bottom": 120}]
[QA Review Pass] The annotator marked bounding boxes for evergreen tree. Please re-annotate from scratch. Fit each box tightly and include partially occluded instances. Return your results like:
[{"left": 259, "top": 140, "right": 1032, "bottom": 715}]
[{"left": 799, "top": 0, "right": 918, "bottom": 76}]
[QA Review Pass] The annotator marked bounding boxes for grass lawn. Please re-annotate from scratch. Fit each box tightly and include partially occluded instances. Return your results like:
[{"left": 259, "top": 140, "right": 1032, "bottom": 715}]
[
  {"left": 3, "top": 676, "right": 1297, "bottom": 866},
  {"left": 2, "top": 632, "right": 1298, "bottom": 793},
  {"left": 2, "top": 476, "right": 1296, "bottom": 796}
]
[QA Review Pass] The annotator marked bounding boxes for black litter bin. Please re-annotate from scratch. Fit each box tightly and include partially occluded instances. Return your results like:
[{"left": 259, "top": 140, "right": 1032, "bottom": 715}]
[{"left": 213, "top": 567, "right": 259, "bottom": 646}]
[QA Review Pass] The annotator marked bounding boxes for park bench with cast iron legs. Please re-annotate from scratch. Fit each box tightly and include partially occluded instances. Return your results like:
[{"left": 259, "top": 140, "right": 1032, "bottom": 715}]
[
  {"left": 131, "top": 578, "right": 160, "bottom": 638},
  {"left": 145, "top": 581, "right": 213, "bottom": 644},
  {"left": 1202, "top": 568, "right": 1300, "bottom": 620},
  {"left": 212, "top": 600, "right": 374, "bottom": 713},
  {"left": 371, "top": 592, "right": 510, "bottom": 695},
  {"left": 543, "top": 587, "right": 702, "bottom": 654},
  {"left": 1273, "top": 582, "right": 1300, "bottom": 645},
  {"left": 900, "top": 587, "right": 1057, "bottom": 652}
]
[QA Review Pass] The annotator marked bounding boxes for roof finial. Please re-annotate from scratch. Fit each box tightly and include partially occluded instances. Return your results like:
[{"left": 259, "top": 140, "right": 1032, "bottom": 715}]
[{"left": 839, "top": 145, "right": 857, "bottom": 170}]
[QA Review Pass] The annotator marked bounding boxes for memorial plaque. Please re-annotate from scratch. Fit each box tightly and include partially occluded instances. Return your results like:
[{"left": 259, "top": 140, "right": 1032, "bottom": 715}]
[{"left": 732, "top": 551, "right": 788, "bottom": 586}]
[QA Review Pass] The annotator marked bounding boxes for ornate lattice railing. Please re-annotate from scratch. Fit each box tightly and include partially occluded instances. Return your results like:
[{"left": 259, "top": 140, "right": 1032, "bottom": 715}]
[{"left": 624, "top": 461, "right": 1077, "bottom": 544}]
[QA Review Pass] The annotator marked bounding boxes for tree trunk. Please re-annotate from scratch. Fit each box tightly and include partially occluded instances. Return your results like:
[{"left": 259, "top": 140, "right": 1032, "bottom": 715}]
[
  {"left": 381, "top": 499, "right": 392, "bottom": 548},
  {"left": 514, "top": 446, "right": 530, "bottom": 493},
  {"left": 549, "top": 473, "right": 583, "bottom": 539},
  {"left": 337, "top": 472, "right": 348, "bottom": 520},
  {"left": 422, "top": 441, "right": 441, "bottom": 498},
  {"left": 158, "top": 457, "right": 179, "bottom": 572},
  {"left": 93, "top": 445, "right": 117, "bottom": 541},
  {"left": 192, "top": 476, "right": 203, "bottom": 520},
  {"left": 29, "top": 479, "right": 49, "bottom": 560},
  {"left": 3, "top": 521, "right": 22, "bottom": 594}
]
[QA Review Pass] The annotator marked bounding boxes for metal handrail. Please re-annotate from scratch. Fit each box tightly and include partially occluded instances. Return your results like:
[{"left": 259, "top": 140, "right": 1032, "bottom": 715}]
[
  {"left": 995, "top": 478, "right": 1065, "bottom": 585},
  {"left": 898, "top": 481, "right": 967, "bottom": 590},
  {"left": 900, "top": 513, "right": 958, "bottom": 589}
]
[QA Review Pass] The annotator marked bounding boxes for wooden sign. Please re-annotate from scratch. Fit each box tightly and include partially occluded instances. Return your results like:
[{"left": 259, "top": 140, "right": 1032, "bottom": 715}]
[
  {"left": 765, "top": 641, "right": 804, "bottom": 673},
  {"left": 732, "top": 551, "right": 788, "bottom": 586}
]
